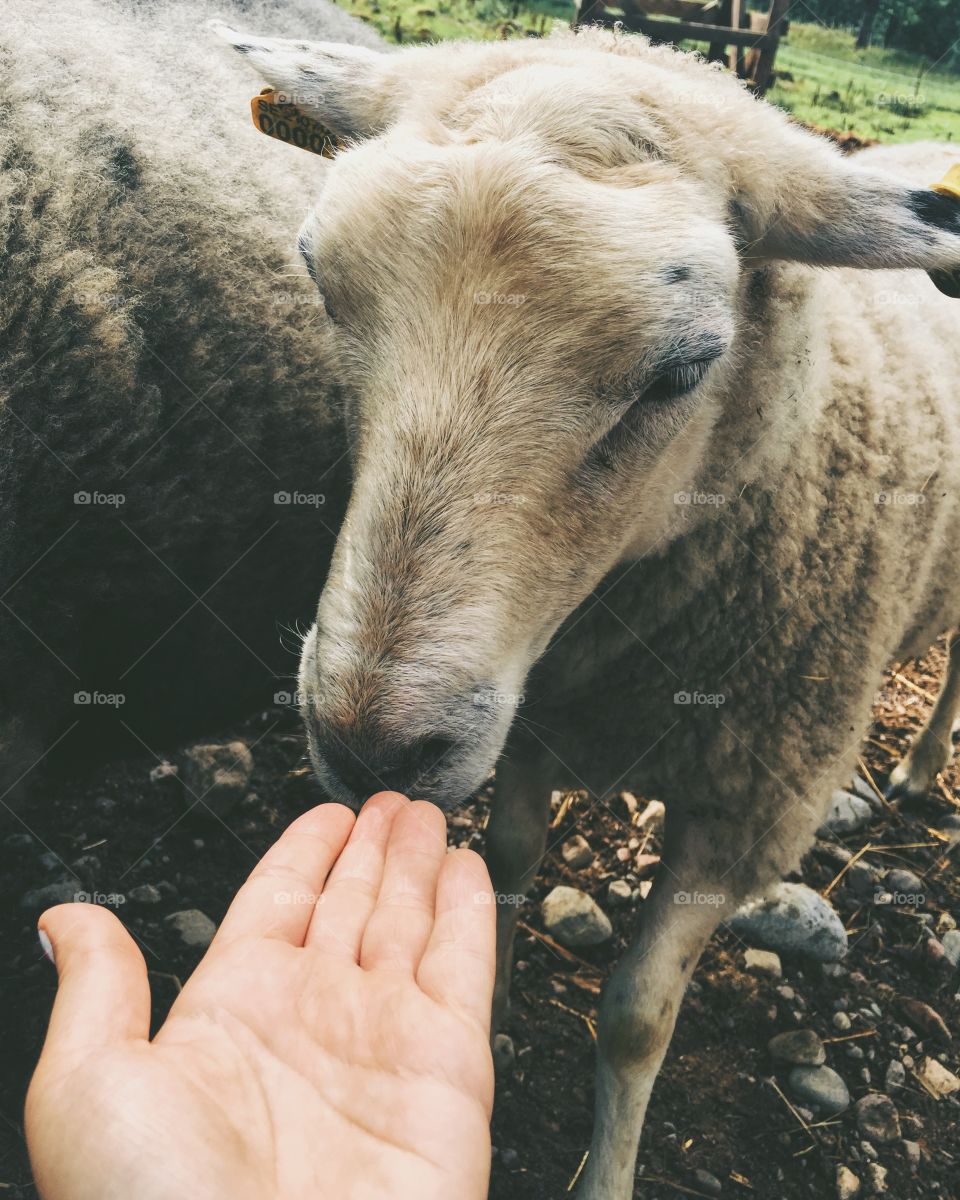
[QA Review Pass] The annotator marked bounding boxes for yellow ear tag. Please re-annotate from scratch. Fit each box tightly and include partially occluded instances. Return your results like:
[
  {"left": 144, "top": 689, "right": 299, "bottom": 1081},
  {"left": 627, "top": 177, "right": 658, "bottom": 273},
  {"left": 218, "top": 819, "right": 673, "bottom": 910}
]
[
  {"left": 931, "top": 162, "right": 960, "bottom": 202},
  {"left": 249, "top": 88, "right": 342, "bottom": 158}
]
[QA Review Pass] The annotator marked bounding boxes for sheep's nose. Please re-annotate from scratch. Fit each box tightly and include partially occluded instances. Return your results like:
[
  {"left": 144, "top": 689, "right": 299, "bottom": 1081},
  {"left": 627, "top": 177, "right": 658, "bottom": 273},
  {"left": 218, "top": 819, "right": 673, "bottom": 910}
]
[{"left": 312, "top": 724, "right": 457, "bottom": 802}]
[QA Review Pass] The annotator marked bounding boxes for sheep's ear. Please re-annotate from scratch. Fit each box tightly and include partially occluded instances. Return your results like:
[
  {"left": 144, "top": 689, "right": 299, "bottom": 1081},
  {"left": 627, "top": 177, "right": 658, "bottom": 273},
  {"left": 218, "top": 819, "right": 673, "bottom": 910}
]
[
  {"left": 737, "top": 149, "right": 960, "bottom": 295},
  {"left": 209, "top": 22, "right": 396, "bottom": 138}
]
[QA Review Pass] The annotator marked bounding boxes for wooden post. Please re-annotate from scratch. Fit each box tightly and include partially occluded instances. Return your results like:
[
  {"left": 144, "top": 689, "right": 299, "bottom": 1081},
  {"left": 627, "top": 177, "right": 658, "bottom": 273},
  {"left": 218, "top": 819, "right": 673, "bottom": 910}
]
[{"left": 750, "top": 0, "right": 790, "bottom": 94}]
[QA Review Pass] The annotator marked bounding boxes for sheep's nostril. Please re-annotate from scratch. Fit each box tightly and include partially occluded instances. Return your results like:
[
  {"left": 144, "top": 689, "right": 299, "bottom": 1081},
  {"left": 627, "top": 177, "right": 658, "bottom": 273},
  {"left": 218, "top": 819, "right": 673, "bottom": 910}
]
[{"left": 411, "top": 735, "right": 456, "bottom": 780}]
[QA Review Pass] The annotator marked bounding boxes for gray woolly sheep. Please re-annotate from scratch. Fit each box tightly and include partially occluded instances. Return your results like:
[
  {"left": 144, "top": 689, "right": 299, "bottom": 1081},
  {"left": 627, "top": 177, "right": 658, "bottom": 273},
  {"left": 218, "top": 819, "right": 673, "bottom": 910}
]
[{"left": 0, "top": 0, "right": 380, "bottom": 792}]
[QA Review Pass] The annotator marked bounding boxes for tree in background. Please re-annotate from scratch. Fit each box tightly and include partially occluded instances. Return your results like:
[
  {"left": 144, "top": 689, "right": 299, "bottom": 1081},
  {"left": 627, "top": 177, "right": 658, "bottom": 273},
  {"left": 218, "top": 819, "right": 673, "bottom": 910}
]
[{"left": 788, "top": 0, "right": 960, "bottom": 64}]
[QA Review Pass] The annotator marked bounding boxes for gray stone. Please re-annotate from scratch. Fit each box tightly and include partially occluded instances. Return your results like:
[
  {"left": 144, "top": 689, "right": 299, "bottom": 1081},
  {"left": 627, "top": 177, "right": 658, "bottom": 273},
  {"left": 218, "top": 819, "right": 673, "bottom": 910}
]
[
  {"left": 864, "top": 1163, "right": 887, "bottom": 1195},
  {"left": 745, "top": 948, "right": 782, "bottom": 978},
  {"left": 787, "top": 1065, "right": 850, "bottom": 1114},
  {"left": 165, "top": 909, "right": 216, "bottom": 948},
  {"left": 561, "top": 835, "right": 593, "bottom": 870},
  {"left": 855, "top": 1093, "right": 901, "bottom": 1144},
  {"left": 728, "top": 882, "right": 848, "bottom": 962},
  {"left": 941, "top": 928, "right": 960, "bottom": 968},
  {"left": 832, "top": 1012, "right": 853, "bottom": 1033},
  {"left": 882, "top": 869, "right": 924, "bottom": 899},
  {"left": 149, "top": 761, "right": 179, "bottom": 787},
  {"left": 181, "top": 742, "right": 253, "bottom": 817},
  {"left": 818, "top": 790, "right": 873, "bottom": 836},
  {"left": 607, "top": 879, "right": 633, "bottom": 908},
  {"left": 542, "top": 886, "right": 612, "bottom": 948},
  {"left": 902, "top": 1140, "right": 921, "bottom": 1172},
  {"left": 884, "top": 1059, "right": 906, "bottom": 1093},
  {"left": 492, "top": 1033, "right": 516, "bottom": 1075},
  {"left": 128, "top": 883, "right": 162, "bottom": 905},
  {"left": 768, "top": 1029, "right": 826, "bottom": 1066},
  {"left": 21, "top": 879, "right": 80, "bottom": 909},
  {"left": 692, "top": 1169, "right": 722, "bottom": 1196},
  {"left": 836, "top": 1165, "right": 861, "bottom": 1199}
]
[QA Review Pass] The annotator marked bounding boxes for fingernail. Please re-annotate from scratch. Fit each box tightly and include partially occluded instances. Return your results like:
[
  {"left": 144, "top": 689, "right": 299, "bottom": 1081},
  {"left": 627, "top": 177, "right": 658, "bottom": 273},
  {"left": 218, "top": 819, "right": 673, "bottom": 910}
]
[{"left": 38, "top": 928, "right": 55, "bottom": 965}]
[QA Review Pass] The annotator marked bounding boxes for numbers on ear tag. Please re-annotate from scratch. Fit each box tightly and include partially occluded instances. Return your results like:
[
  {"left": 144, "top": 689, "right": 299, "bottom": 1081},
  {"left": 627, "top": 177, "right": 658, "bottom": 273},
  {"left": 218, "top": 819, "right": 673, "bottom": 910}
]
[{"left": 249, "top": 88, "right": 342, "bottom": 158}]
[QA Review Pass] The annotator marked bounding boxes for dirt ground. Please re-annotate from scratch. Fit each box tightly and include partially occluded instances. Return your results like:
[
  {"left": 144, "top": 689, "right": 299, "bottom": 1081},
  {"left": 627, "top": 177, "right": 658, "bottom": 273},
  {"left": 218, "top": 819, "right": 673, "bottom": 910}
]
[{"left": 1, "top": 646, "right": 958, "bottom": 1200}]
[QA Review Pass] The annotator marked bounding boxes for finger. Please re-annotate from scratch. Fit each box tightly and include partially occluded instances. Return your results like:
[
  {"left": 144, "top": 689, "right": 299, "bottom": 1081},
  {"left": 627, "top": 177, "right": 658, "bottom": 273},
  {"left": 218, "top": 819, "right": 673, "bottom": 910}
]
[
  {"left": 305, "top": 791, "right": 408, "bottom": 958},
  {"left": 417, "top": 849, "right": 496, "bottom": 1030},
  {"left": 359, "top": 800, "right": 447, "bottom": 974},
  {"left": 214, "top": 803, "right": 355, "bottom": 947},
  {"left": 37, "top": 903, "right": 150, "bottom": 1064}
]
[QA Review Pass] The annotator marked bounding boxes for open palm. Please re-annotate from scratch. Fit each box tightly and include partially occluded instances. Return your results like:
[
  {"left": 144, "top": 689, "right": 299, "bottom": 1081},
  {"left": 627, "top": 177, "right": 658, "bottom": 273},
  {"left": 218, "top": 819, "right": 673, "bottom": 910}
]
[{"left": 26, "top": 794, "right": 496, "bottom": 1200}]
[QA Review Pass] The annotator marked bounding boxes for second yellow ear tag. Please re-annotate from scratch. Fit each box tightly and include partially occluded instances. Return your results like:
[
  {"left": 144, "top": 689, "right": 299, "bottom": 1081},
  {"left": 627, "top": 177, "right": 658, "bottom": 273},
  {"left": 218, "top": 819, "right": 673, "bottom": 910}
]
[{"left": 249, "top": 88, "right": 342, "bottom": 158}]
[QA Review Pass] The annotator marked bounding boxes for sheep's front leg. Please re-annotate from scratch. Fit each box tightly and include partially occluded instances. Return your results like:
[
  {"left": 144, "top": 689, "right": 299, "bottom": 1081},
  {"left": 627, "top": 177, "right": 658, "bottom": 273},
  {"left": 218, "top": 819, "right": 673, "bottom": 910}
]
[
  {"left": 577, "top": 822, "right": 748, "bottom": 1200},
  {"left": 484, "top": 745, "right": 556, "bottom": 1033},
  {"left": 887, "top": 628, "right": 960, "bottom": 802}
]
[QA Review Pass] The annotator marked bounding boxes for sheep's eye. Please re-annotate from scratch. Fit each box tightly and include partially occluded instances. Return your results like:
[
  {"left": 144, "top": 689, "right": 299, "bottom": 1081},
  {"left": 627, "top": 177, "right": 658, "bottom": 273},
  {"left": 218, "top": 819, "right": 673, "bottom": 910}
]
[{"left": 641, "top": 357, "right": 714, "bottom": 404}]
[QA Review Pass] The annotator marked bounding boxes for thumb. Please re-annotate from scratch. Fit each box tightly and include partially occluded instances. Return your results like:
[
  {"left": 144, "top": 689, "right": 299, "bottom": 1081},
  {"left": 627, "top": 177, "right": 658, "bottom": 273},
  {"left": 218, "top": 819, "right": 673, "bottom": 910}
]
[{"left": 37, "top": 902, "right": 150, "bottom": 1064}]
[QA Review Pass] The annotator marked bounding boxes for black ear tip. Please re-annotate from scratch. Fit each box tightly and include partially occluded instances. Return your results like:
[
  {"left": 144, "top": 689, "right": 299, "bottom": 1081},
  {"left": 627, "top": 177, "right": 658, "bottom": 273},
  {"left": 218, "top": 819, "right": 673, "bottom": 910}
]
[{"left": 929, "top": 267, "right": 960, "bottom": 298}]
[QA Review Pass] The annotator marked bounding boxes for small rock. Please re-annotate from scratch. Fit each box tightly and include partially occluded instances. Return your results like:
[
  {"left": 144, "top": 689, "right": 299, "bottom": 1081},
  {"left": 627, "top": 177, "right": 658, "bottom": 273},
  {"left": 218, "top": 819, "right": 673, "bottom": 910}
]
[
  {"left": 149, "top": 761, "right": 179, "bottom": 787},
  {"left": 850, "top": 774, "right": 883, "bottom": 809},
  {"left": 492, "top": 1033, "right": 516, "bottom": 1075},
  {"left": 818, "top": 790, "right": 873, "bottom": 836},
  {"left": 855, "top": 1093, "right": 901, "bottom": 1143},
  {"left": 541, "top": 886, "right": 612, "bottom": 948},
  {"left": 941, "top": 928, "right": 960, "bottom": 968},
  {"left": 615, "top": 847, "right": 631, "bottom": 863},
  {"left": 897, "top": 996, "right": 951, "bottom": 1042},
  {"left": 916, "top": 1055, "right": 960, "bottom": 1097},
  {"left": 832, "top": 1012, "right": 853, "bottom": 1032},
  {"left": 864, "top": 1163, "right": 887, "bottom": 1195},
  {"left": 614, "top": 791, "right": 638, "bottom": 820},
  {"left": 787, "top": 1065, "right": 850, "bottom": 1114},
  {"left": 607, "top": 879, "right": 633, "bottom": 908},
  {"left": 884, "top": 1059, "right": 906, "bottom": 1092},
  {"left": 128, "top": 883, "right": 162, "bottom": 905},
  {"left": 745, "top": 948, "right": 782, "bottom": 978},
  {"left": 165, "top": 909, "right": 216, "bottom": 949},
  {"left": 561, "top": 835, "right": 593, "bottom": 870},
  {"left": 181, "top": 742, "right": 253, "bottom": 818},
  {"left": 21, "top": 879, "right": 81, "bottom": 909},
  {"left": 500, "top": 1148, "right": 520, "bottom": 1170},
  {"left": 728, "top": 882, "right": 848, "bottom": 962},
  {"left": 882, "top": 868, "right": 924, "bottom": 899},
  {"left": 692, "top": 1168, "right": 722, "bottom": 1196},
  {"left": 836, "top": 1164, "right": 861, "bottom": 1199},
  {"left": 94, "top": 796, "right": 116, "bottom": 816},
  {"left": 901, "top": 1139, "right": 921, "bottom": 1172},
  {"left": 769, "top": 1029, "right": 825, "bottom": 1066}
]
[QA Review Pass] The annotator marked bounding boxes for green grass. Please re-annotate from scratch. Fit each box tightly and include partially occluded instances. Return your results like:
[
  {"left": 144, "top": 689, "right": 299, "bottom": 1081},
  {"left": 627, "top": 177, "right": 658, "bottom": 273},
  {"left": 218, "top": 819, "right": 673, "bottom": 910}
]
[{"left": 324, "top": 0, "right": 960, "bottom": 144}]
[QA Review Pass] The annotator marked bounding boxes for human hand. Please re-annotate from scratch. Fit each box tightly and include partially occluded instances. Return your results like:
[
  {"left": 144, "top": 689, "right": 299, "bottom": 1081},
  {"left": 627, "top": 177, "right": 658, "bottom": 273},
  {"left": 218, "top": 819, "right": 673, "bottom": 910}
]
[{"left": 26, "top": 793, "right": 495, "bottom": 1200}]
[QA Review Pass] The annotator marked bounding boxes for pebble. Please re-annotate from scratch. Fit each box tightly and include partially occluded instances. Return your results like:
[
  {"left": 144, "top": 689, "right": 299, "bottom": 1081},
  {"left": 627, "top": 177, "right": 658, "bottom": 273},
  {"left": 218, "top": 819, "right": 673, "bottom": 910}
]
[
  {"left": 832, "top": 1012, "right": 852, "bottom": 1032},
  {"left": 492, "top": 1033, "right": 516, "bottom": 1075},
  {"left": 615, "top": 847, "right": 631, "bottom": 863},
  {"left": 561, "top": 835, "right": 593, "bottom": 870},
  {"left": 128, "top": 883, "right": 162, "bottom": 905},
  {"left": 21, "top": 879, "right": 80, "bottom": 909},
  {"left": 164, "top": 909, "right": 216, "bottom": 949},
  {"left": 836, "top": 1164, "right": 861, "bottom": 1199},
  {"left": 181, "top": 742, "right": 253, "bottom": 817},
  {"left": 884, "top": 1059, "right": 906, "bottom": 1092},
  {"left": 768, "top": 1029, "right": 825, "bottom": 1066},
  {"left": 941, "top": 928, "right": 960, "bottom": 968},
  {"left": 917, "top": 1056, "right": 960, "bottom": 1097},
  {"left": 94, "top": 796, "right": 116, "bottom": 816},
  {"left": 902, "top": 1139, "right": 921, "bottom": 1172},
  {"left": 744, "top": 948, "right": 782, "bottom": 978},
  {"left": 692, "top": 1169, "right": 722, "bottom": 1196},
  {"left": 787, "top": 1064, "right": 850, "bottom": 1114},
  {"left": 541, "top": 886, "right": 612, "bottom": 948},
  {"left": 897, "top": 997, "right": 951, "bottom": 1041},
  {"left": 855, "top": 1093, "right": 901, "bottom": 1143},
  {"left": 882, "top": 868, "right": 924, "bottom": 898},
  {"left": 500, "top": 1148, "right": 519, "bottom": 1170},
  {"left": 728, "top": 882, "right": 848, "bottom": 962},
  {"left": 149, "top": 761, "right": 179, "bottom": 787},
  {"left": 607, "top": 879, "right": 633, "bottom": 908},
  {"left": 864, "top": 1163, "right": 887, "bottom": 1195},
  {"left": 818, "top": 790, "right": 873, "bottom": 836}
]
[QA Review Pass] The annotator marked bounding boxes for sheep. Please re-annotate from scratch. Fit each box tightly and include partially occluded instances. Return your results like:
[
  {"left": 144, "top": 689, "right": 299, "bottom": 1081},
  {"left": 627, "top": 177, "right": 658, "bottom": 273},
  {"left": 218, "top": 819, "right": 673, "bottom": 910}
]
[
  {"left": 0, "top": 0, "right": 381, "bottom": 798},
  {"left": 219, "top": 24, "right": 960, "bottom": 1197}
]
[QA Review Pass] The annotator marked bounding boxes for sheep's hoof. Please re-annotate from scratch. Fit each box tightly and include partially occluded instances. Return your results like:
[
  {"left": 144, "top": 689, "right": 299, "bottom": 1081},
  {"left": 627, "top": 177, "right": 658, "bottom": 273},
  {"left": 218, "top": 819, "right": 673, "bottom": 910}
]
[{"left": 884, "top": 753, "right": 939, "bottom": 804}]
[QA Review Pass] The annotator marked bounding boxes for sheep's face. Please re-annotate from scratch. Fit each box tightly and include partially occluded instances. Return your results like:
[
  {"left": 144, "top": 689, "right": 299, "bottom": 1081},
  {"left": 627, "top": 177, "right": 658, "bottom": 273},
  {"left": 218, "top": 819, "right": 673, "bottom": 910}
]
[{"left": 293, "top": 114, "right": 739, "bottom": 807}]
